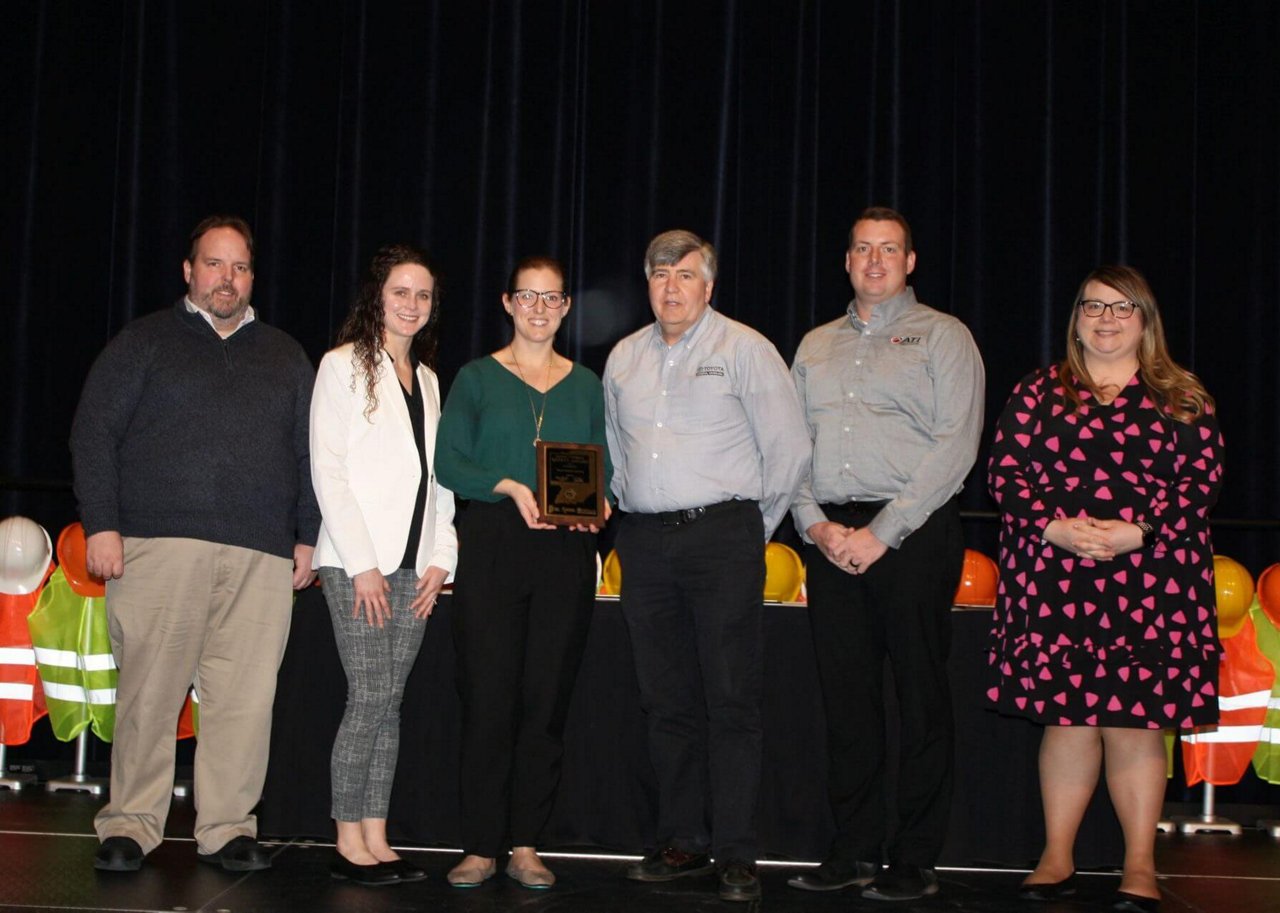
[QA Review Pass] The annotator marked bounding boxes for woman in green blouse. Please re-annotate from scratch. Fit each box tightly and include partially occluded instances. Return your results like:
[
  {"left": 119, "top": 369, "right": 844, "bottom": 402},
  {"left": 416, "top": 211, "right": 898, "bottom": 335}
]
[{"left": 435, "top": 256, "right": 609, "bottom": 890}]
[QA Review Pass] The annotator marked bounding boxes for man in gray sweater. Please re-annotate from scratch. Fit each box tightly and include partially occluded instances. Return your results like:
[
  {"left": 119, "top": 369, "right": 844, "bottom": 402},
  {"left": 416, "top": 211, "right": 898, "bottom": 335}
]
[{"left": 71, "top": 215, "right": 320, "bottom": 873}]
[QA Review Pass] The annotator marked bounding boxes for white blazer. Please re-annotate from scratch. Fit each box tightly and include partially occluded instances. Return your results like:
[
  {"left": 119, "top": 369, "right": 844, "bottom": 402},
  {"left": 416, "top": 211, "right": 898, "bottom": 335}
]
[{"left": 310, "top": 343, "right": 458, "bottom": 578}]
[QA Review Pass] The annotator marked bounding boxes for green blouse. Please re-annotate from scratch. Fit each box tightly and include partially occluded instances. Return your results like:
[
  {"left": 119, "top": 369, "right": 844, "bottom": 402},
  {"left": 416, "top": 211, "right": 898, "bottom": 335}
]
[{"left": 435, "top": 355, "right": 612, "bottom": 502}]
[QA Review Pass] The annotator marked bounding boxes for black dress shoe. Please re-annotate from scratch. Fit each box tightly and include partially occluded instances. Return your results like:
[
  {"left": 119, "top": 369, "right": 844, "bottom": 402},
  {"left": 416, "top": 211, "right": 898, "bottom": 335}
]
[
  {"left": 861, "top": 863, "right": 940, "bottom": 901},
  {"left": 94, "top": 836, "right": 144, "bottom": 872},
  {"left": 625, "top": 846, "right": 715, "bottom": 881},
  {"left": 329, "top": 855, "right": 401, "bottom": 886},
  {"left": 788, "top": 860, "right": 880, "bottom": 891},
  {"left": 383, "top": 858, "right": 427, "bottom": 883},
  {"left": 197, "top": 835, "right": 272, "bottom": 872},
  {"left": 1113, "top": 890, "right": 1161, "bottom": 912},
  {"left": 718, "top": 860, "right": 761, "bottom": 902},
  {"left": 1018, "top": 872, "right": 1078, "bottom": 900}
]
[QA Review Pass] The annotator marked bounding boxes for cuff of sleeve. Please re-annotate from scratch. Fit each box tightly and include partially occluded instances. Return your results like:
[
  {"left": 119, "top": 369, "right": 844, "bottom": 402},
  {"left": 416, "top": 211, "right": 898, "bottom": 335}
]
[
  {"left": 867, "top": 508, "right": 911, "bottom": 550},
  {"left": 430, "top": 550, "right": 458, "bottom": 578},
  {"left": 792, "top": 503, "right": 828, "bottom": 543},
  {"left": 79, "top": 507, "right": 119, "bottom": 539}
]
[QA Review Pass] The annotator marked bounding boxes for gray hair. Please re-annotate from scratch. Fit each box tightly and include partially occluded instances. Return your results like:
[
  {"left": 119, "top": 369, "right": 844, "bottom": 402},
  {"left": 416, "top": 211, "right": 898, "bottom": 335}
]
[{"left": 643, "top": 230, "right": 717, "bottom": 282}]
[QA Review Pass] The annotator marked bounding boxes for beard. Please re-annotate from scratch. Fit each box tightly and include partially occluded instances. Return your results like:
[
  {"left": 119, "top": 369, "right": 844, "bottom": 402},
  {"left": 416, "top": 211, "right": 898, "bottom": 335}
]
[{"left": 191, "top": 282, "right": 251, "bottom": 321}]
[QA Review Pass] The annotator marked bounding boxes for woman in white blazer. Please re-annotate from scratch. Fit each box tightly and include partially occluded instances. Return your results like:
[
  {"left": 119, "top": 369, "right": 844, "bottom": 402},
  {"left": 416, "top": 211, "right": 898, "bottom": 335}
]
[{"left": 310, "top": 243, "right": 457, "bottom": 887}]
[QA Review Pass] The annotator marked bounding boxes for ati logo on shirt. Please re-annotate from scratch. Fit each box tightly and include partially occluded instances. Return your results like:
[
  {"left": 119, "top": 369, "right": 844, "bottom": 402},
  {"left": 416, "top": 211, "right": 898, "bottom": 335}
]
[
  {"left": 695, "top": 365, "right": 726, "bottom": 377},
  {"left": 890, "top": 335, "right": 922, "bottom": 345}
]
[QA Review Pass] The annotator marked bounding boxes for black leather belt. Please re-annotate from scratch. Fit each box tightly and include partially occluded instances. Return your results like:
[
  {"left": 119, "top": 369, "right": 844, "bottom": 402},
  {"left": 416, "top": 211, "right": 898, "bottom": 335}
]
[
  {"left": 820, "top": 499, "right": 890, "bottom": 516},
  {"left": 655, "top": 500, "right": 746, "bottom": 527}
]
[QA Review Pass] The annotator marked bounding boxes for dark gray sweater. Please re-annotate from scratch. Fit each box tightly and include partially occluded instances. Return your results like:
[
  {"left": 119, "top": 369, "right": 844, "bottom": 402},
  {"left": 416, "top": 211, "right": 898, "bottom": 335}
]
[{"left": 70, "top": 300, "right": 320, "bottom": 559}]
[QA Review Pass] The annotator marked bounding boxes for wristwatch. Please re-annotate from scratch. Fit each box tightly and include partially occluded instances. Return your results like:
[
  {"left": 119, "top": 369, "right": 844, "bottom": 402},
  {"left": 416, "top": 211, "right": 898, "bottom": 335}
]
[{"left": 1135, "top": 520, "right": 1156, "bottom": 548}]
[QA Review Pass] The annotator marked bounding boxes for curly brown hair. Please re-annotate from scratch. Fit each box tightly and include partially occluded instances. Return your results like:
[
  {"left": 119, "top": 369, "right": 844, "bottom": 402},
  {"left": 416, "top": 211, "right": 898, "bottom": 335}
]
[
  {"left": 337, "top": 243, "right": 441, "bottom": 419},
  {"left": 1059, "top": 264, "right": 1213, "bottom": 424}
]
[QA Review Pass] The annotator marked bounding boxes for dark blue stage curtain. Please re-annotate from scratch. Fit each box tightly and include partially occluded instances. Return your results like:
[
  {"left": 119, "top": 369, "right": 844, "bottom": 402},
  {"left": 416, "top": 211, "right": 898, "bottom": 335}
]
[{"left": 3, "top": 3, "right": 1277, "bottom": 554}]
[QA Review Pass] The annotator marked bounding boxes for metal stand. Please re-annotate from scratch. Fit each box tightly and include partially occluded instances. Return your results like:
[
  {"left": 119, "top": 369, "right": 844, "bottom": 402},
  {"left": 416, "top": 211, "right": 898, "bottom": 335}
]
[
  {"left": 1171, "top": 783, "right": 1242, "bottom": 835},
  {"left": 0, "top": 745, "right": 36, "bottom": 791},
  {"left": 1155, "top": 817, "right": 1176, "bottom": 834},
  {"left": 173, "top": 780, "right": 192, "bottom": 798},
  {"left": 46, "top": 731, "right": 107, "bottom": 795}
]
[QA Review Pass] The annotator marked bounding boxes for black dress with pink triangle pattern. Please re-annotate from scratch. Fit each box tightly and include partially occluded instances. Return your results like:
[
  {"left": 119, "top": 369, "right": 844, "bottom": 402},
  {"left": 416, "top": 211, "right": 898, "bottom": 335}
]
[{"left": 986, "top": 365, "right": 1224, "bottom": 729}]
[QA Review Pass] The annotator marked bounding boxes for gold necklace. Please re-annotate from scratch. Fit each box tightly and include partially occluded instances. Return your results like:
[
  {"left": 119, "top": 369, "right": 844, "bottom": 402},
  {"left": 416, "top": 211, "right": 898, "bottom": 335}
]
[{"left": 510, "top": 346, "right": 554, "bottom": 446}]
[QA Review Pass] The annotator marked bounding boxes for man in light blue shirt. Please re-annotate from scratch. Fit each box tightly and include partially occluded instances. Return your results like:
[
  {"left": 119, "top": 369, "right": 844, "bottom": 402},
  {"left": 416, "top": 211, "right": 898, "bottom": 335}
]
[{"left": 604, "top": 229, "right": 809, "bottom": 903}]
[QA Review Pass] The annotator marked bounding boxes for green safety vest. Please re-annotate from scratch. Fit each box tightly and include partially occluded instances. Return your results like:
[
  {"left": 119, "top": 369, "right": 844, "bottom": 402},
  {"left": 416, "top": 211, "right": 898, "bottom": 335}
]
[
  {"left": 1250, "top": 603, "right": 1280, "bottom": 784},
  {"left": 27, "top": 567, "right": 118, "bottom": 742}
]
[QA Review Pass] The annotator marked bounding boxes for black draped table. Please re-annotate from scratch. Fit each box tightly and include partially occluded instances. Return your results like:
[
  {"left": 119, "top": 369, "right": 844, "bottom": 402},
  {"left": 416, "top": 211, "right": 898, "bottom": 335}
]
[{"left": 261, "top": 589, "right": 1124, "bottom": 866}]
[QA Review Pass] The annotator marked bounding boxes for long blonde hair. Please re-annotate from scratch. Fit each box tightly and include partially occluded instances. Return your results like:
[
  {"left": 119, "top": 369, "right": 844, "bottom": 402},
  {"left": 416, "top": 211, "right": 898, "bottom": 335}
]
[{"left": 1058, "top": 265, "right": 1213, "bottom": 424}]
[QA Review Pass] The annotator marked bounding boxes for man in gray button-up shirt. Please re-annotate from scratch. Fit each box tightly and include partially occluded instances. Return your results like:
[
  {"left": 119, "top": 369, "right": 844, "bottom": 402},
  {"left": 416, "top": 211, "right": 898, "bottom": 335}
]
[
  {"left": 788, "top": 208, "right": 984, "bottom": 902},
  {"left": 605, "top": 229, "right": 809, "bottom": 902}
]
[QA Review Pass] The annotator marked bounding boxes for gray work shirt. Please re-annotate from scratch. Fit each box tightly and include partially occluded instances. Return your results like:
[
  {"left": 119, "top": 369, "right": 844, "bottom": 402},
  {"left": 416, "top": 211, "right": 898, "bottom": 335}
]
[
  {"left": 604, "top": 307, "right": 811, "bottom": 539},
  {"left": 790, "top": 287, "right": 985, "bottom": 548}
]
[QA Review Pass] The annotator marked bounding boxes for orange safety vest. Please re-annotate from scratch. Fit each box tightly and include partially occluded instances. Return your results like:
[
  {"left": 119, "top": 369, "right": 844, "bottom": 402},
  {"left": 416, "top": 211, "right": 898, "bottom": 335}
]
[
  {"left": 177, "top": 688, "right": 199, "bottom": 740},
  {"left": 0, "top": 561, "right": 53, "bottom": 746},
  {"left": 1181, "top": 614, "right": 1276, "bottom": 786}
]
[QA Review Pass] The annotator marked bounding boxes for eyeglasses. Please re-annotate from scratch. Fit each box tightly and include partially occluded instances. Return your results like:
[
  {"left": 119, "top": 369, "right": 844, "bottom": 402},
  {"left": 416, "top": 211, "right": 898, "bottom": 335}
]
[
  {"left": 510, "top": 289, "right": 567, "bottom": 309},
  {"left": 1078, "top": 299, "right": 1141, "bottom": 319}
]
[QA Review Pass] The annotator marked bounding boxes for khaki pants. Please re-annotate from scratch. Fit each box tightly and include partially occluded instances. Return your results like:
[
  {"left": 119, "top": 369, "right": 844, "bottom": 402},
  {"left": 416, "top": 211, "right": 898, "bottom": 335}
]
[{"left": 94, "top": 537, "right": 292, "bottom": 854}]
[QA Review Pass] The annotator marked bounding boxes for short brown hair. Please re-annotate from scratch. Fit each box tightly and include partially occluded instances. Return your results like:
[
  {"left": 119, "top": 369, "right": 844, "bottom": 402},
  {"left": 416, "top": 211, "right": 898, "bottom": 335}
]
[
  {"left": 849, "top": 206, "right": 913, "bottom": 254},
  {"left": 188, "top": 215, "right": 255, "bottom": 268}
]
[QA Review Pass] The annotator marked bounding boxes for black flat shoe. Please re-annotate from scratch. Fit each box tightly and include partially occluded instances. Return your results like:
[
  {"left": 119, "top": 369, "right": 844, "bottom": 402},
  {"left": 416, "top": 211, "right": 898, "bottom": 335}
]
[
  {"left": 94, "top": 836, "right": 144, "bottom": 872},
  {"left": 383, "top": 858, "right": 426, "bottom": 883},
  {"left": 1018, "top": 872, "right": 1078, "bottom": 900},
  {"left": 1113, "top": 890, "right": 1161, "bottom": 912},
  {"left": 329, "top": 855, "right": 401, "bottom": 886}
]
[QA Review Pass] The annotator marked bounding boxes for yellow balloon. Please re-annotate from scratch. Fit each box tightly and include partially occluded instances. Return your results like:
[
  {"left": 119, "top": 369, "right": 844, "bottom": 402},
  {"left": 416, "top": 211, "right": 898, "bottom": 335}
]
[
  {"left": 1214, "top": 554, "right": 1255, "bottom": 639},
  {"left": 764, "top": 542, "right": 805, "bottom": 603}
]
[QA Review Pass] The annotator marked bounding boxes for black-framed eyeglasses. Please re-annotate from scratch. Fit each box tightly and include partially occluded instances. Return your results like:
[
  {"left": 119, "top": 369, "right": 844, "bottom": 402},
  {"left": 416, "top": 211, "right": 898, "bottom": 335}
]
[
  {"left": 1078, "top": 299, "right": 1141, "bottom": 319},
  {"left": 510, "top": 289, "right": 567, "bottom": 309}
]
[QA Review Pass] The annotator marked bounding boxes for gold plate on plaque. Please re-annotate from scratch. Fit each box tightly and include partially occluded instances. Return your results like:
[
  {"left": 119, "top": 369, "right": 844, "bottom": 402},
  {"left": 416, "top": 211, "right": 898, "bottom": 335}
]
[{"left": 535, "top": 441, "right": 606, "bottom": 526}]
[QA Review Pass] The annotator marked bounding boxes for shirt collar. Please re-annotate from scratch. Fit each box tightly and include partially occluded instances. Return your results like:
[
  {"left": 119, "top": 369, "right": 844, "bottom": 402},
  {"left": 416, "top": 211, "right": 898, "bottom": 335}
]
[
  {"left": 184, "top": 296, "right": 256, "bottom": 336},
  {"left": 650, "top": 305, "right": 716, "bottom": 350},
  {"left": 847, "top": 286, "right": 918, "bottom": 330}
]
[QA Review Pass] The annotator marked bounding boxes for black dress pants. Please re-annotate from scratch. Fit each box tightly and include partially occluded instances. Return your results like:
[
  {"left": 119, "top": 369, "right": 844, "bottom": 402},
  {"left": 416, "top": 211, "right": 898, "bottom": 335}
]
[
  {"left": 451, "top": 498, "right": 597, "bottom": 856},
  {"left": 804, "top": 498, "right": 964, "bottom": 868},
  {"left": 616, "top": 500, "right": 765, "bottom": 864}
]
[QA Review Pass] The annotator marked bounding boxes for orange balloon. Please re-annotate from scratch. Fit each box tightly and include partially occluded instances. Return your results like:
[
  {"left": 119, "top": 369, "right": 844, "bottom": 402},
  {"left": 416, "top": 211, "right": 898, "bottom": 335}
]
[
  {"left": 1257, "top": 563, "right": 1280, "bottom": 630},
  {"left": 954, "top": 549, "right": 998, "bottom": 607},
  {"left": 1214, "top": 554, "right": 1255, "bottom": 639},
  {"left": 56, "top": 522, "right": 105, "bottom": 598}
]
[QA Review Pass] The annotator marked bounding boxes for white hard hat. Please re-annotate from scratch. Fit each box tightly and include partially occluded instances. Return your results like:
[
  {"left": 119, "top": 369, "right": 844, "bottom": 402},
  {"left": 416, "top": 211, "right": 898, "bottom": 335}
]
[{"left": 0, "top": 516, "right": 53, "bottom": 595}]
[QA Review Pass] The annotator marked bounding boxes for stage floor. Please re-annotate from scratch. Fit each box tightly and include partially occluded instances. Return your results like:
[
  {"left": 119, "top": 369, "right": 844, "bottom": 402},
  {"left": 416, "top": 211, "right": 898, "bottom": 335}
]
[{"left": 0, "top": 790, "right": 1277, "bottom": 913}]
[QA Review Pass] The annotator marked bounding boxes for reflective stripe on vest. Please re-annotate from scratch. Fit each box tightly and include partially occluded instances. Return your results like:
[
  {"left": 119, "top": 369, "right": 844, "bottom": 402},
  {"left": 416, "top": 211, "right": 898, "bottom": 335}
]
[{"left": 1183, "top": 612, "right": 1276, "bottom": 786}]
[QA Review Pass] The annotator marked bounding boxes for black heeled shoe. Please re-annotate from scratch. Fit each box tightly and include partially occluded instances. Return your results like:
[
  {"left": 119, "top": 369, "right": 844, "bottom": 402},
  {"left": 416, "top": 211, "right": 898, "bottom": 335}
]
[
  {"left": 1113, "top": 890, "right": 1161, "bottom": 912},
  {"left": 1017, "top": 872, "right": 1077, "bottom": 900}
]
